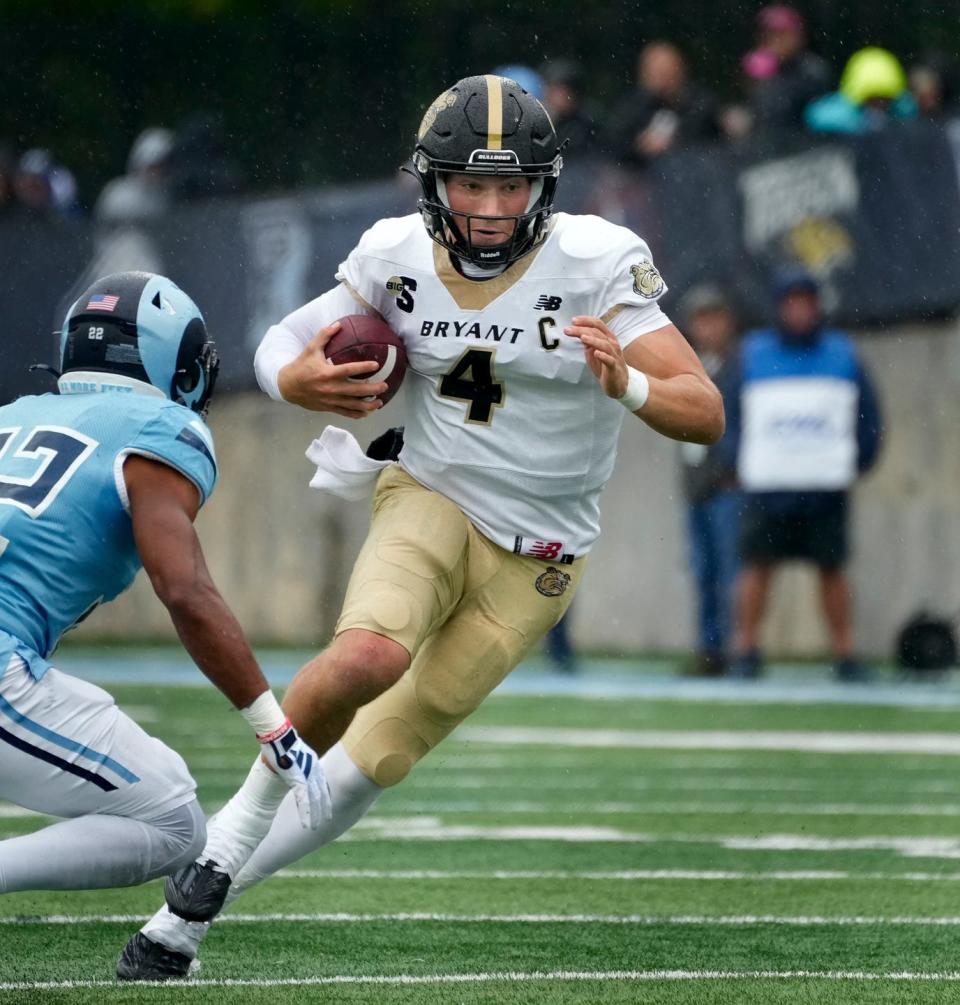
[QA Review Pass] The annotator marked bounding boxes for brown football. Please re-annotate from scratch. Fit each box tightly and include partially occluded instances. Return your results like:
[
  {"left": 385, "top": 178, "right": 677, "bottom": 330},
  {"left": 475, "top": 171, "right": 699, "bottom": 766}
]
[{"left": 325, "top": 315, "right": 407, "bottom": 406}]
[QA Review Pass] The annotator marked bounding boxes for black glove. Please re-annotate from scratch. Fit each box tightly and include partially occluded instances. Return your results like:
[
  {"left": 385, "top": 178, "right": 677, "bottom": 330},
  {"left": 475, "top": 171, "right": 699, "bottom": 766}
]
[{"left": 366, "top": 426, "right": 405, "bottom": 461}]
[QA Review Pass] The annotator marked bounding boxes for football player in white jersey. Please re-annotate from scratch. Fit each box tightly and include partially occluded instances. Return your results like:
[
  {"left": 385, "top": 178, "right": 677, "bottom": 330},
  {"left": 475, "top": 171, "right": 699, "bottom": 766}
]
[{"left": 121, "top": 74, "right": 724, "bottom": 978}]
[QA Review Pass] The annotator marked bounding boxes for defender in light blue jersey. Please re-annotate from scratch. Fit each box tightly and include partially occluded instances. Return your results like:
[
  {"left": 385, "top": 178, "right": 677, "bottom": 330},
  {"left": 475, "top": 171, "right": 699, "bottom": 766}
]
[
  {"left": 0, "top": 273, "right": 329, "bottom": 969},
  {"left": 0, "top": 392, "right": 217, "bottom": 681}
]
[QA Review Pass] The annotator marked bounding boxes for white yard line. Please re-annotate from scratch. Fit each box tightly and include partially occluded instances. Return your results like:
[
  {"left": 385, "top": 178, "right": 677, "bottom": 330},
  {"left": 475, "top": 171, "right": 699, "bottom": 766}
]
[
  {"left": 0, "top": 805, "right": 43, "bottom": 818},
  {"left": 412, "top": 774, "right": 959, "bottom": 794},
  {"left": 7, "top": 912, "right": 960, "bottom": 926},
  {"left": 271, "top": 867, "right": 960, "bottom": 882},
  {"left": 459, "top": 726, "right": 960, "bottom": 756},
  {"left": 343, "top": 819, "right": 960, "bottom": 858},
  {"left": 723, "top": 835, "right": 960, "bottom": 857},
  {"left": 345, "top": 820, "right": 676, "bottom": 842},
  {"left": 381, "top": 800, "right": 960, "bottom": 816},
  {"left": 4, "top": 969, "right": 960, "bottom": 991},
  {"left": 9, "top": 796, "right": 960, "bottom": 825}
]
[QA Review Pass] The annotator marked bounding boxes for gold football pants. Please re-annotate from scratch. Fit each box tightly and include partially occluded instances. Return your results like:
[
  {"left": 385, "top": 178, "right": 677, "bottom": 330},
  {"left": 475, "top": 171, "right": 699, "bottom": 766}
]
[{"left": 336, "top": 464, "right": 584, "bottom": 786}]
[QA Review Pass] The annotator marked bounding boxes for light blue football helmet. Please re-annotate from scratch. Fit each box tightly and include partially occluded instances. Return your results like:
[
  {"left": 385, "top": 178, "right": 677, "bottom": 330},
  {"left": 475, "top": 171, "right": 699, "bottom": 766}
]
[{"left": 59, "top": 271, "right": 219, "bottom": 415}]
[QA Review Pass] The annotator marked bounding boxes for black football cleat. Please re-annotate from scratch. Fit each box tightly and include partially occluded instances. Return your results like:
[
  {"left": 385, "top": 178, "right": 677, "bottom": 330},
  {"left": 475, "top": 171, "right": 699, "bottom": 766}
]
[
  {"left": 164, "top": 859, "right": 232, "bottom": 923},
  {"left": 116, "top": 932, "right": 191, "bottom": 981}
]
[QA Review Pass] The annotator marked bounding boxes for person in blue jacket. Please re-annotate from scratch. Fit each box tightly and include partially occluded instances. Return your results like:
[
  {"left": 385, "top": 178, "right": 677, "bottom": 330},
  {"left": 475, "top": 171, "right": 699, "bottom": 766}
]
[{"left": 727, "top": 269, "right": 882, "bottom": 681}]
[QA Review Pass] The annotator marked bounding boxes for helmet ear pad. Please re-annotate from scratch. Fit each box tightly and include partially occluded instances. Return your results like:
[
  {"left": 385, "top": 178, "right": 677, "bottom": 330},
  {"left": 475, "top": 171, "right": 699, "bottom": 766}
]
[{"left": 172, "top": 317, "right": 219, "bottom": 415}]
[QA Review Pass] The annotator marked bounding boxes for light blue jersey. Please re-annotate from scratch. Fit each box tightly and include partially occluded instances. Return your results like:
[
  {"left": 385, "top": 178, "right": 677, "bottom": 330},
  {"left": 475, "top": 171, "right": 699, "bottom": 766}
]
[{"left": 0, "top": 391, "right": 217, "bottom": 680}]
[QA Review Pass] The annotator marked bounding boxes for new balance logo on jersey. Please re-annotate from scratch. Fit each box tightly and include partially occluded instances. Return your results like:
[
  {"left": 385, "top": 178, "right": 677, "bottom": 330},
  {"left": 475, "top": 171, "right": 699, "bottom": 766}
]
[
  {"left": 513, "top": 536, "right": 575, "bottom": 564},
  {"left": 534, "top": 295, "right": 563, "bottom": 311}
]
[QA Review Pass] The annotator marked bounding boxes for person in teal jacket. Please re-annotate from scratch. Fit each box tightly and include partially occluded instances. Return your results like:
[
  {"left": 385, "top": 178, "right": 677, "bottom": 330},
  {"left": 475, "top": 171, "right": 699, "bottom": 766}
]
[{"left": 806, "top": 47, "right": 917, "bottom": 134}]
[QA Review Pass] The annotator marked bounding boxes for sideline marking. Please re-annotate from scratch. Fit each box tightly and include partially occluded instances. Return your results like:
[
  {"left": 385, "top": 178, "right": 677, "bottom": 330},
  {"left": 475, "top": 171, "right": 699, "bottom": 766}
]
[{"left": 58, "top": 652, "right": 960, "bottom": 708}]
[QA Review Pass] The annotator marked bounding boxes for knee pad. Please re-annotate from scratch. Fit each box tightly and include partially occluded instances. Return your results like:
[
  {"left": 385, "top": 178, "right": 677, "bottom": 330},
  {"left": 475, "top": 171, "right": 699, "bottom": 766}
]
[
  {"left": 144, "top": 799, "right": 207, "bottom": 879},
  {"left": 337, "top": 582, "right": 421, "bottom": 654},
  {"left": 366, "top": 583, "right": 416, "bottom": 635},
  {"left": 343, "top": 715, "right": 431, "bottom": 788}
]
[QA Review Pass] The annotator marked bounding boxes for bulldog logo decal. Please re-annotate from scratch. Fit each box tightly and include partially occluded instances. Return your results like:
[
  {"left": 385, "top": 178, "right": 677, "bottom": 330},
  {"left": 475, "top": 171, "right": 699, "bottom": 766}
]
[
  {"left": 630, "top": 260, "right": 665, "bottom": 299},
  {"left": 535, "top": 566, "right": 572, "bottom": 598}
]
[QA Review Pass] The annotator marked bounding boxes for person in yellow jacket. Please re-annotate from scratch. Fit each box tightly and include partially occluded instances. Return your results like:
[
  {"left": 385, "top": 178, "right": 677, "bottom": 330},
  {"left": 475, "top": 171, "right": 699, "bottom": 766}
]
[{"left": 805, "top": 47, "right": 917, "bottom": 133}]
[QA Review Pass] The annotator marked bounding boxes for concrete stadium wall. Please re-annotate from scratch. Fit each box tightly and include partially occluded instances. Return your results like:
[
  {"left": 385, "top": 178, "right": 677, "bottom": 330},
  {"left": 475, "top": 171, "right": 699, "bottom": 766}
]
[{"left": 77, "top": 319, "right": 960, "bottom": 662}]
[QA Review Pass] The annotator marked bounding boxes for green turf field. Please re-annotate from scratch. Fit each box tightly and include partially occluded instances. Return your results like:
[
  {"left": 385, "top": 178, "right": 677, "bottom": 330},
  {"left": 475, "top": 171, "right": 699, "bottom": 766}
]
[{"left": 3, "top": 678, "right": 960, "bottom": 1003}]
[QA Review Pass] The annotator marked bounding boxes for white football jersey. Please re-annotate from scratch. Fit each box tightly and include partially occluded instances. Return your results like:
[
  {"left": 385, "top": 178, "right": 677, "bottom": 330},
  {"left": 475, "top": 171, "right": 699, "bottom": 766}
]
[{"left": 267, "top": 212, "right": 671, "bottom": 559}]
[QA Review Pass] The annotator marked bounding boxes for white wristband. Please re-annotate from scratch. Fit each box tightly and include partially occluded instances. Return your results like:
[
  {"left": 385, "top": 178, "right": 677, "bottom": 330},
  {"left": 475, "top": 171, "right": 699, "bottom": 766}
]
[
  {"left": 240, "top": 690, "right": 287, "bottom": 739},
  {"left": 618, "top": 366, "right": 650, "bottom": 412}
]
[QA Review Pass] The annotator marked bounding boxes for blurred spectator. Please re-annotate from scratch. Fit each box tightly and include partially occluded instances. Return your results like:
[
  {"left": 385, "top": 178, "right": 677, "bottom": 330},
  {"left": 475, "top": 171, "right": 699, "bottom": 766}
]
[
  {"left": 94, "top": 127, "right": 174, "bottom": 227},
  {"left": 742, "top": 5, "right": 832, "bottom": 131},
  {"left": 678, "top": 284, "right": 741, "bottom": 678},
  {"left": 728, "top": 269, "right": 883, "bottom": 682},
  {"left": 805, "top": 47, "right": 917, "bottom": 134},
  {"left": 14, "top": 149, "right": 80, "bottom": 219},
  {"left": 540, "top": 60, "right": 601, "bottom": 155},
  {"left": 0, "top": 144, "right": 17, "bottom": 215},
  {"left": 909, "top": 52, "right": 957, "bottom": 118},
  {"left": 169, "top": 112, "right": 246, "bottom": 201},
  {"left": 492, "top": 64, "right": 543, "bottom": 99},
  {"left": 718, "top": 102, "right": 755, "bottom": 142},
  {"left": 608, "top": 41, "right": 720, "bottom": 168}
]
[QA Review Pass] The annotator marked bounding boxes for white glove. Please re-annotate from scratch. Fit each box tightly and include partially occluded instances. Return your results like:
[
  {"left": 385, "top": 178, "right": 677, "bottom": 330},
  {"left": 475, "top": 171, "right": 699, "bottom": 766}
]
[
  {"left": 256, "top": 718, "right": 332, "bottom": 829},
  {"left": 240, "top": 692, "right": 331, "bottom": 830}
]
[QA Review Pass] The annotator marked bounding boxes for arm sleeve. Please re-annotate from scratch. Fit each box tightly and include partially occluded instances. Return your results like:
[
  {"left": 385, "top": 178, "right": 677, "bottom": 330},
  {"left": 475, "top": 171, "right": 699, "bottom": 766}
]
[
  {"left": 598, "top": 234, "right": 670, "bottom": 350},
  {"left": 855, "top": 361, "right": 883, "bottom": 473},
  {"left": 253, "top": 282, "right": 371, "bottom": 401},
  {"left": 122, "top": 405, "right": 218, "bottom": 507}
]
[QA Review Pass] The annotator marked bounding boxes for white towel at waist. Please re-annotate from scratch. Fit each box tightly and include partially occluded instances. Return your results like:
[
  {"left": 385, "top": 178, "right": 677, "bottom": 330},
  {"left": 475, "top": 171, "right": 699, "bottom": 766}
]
[{"left": 305, "top": 426, "right": 390, "bottom": 501}]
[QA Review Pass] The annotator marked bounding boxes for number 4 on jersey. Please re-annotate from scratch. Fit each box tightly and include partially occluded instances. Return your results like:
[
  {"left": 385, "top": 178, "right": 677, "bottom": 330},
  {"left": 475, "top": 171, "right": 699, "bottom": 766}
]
[{"left": 438, "top": 348, "right": 504, "bottom": 425}]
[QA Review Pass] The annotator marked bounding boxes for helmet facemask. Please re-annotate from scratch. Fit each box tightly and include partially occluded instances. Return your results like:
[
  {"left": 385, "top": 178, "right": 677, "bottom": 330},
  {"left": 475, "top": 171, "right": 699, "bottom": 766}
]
[{"left": 418, "top": 166, "right": 557, "bottom": 271}]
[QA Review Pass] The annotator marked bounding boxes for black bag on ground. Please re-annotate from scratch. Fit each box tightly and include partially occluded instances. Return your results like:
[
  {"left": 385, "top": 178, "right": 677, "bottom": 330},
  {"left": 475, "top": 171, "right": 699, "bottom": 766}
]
[{"left": 896, "top": 612, "right": 958, "bottom": 674}]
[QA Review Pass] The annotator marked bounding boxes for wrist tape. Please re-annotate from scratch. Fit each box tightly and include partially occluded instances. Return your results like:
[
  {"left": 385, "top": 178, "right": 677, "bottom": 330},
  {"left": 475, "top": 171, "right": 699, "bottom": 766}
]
[
  {"left": 240, "top": 690, "right": 288, "bottom": 740},
  {"left": 619, "top": 366, "right": 650, "bottom": 411}
]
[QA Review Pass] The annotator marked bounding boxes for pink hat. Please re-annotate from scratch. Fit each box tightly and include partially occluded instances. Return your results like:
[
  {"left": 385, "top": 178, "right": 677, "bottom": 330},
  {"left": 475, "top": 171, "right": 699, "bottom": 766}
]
[
  {"left": 757, "top": 5, "right": 804, "bottom": 32},
  {"left": 742, "top": 48, "right": 780, "bottom": 79}
]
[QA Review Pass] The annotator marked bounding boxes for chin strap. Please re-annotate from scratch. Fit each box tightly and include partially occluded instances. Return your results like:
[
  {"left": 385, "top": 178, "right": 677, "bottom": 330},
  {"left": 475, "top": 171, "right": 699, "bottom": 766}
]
[{"left": 28, "top": 363, "right": 61, "bottom": 379}]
